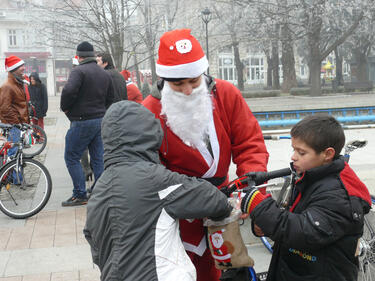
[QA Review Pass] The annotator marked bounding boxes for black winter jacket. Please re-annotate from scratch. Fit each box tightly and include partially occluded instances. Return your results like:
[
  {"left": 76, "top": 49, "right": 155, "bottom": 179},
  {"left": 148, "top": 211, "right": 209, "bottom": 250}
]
[
  {"left": 106, "top": 69, "right": 128, "bottom": 102},
  {"left": 251, "top": 158, "right": 371, "bottom": 281},
  {"left": 60, "top": 58, "right": 114, "bottom": 121},
  {"left": 29, "top": 72, "right": 48, "bottom": 118}
]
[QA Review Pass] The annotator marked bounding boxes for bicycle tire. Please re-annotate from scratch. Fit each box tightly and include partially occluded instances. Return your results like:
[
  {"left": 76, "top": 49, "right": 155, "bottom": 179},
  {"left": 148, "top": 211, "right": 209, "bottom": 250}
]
[
  {"left": 358, "top": 196, "right": 375, "bottom": 281},
  {"left": 0, "top": 158, "right": 52, "bottom": 219},
  {"left": 23, "top": 124, "right": 47, "bottom": 158}
]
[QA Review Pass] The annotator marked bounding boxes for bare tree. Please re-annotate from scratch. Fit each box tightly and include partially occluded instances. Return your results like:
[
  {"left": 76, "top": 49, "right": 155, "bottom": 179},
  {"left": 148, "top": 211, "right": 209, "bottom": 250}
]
[
  {"left": 211, "top": 0, "right": 252, "bottom": 90},
  {"left": 137, "top": 0, "right": 179, "bottom": 84},
  {"left": 297, "top": 0, "right": 364, "bottom": 95},
  {"left": 34, "top": 0, "right": 141, "bottom": 68}
]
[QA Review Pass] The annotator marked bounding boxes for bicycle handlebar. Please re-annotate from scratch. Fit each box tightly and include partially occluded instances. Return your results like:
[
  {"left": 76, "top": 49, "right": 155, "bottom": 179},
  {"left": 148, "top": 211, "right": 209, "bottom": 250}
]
[{"left": 220, "top": 167, "right": 292, "bottom": 197}]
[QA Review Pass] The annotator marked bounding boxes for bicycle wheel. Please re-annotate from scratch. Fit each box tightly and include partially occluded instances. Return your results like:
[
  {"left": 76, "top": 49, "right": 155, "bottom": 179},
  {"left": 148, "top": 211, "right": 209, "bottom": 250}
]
[
  {"left": 23, "top": 124, "right": 47, "bottom": 158},
  {"left": 358, "top": 198, "right": 375, "bottom": 281},
  {"left": 0, "top": 158, "right": 52, "bottom": 219}
]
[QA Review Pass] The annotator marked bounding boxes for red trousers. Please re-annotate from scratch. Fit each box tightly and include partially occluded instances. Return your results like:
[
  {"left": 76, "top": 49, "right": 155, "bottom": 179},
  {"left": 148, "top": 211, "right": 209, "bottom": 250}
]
[{"left": 188, "top": 249, "right": 221, "bottom": 281}]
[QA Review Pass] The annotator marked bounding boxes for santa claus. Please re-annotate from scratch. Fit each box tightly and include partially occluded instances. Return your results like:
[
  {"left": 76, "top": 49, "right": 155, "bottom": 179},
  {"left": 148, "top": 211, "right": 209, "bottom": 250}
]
[
  {"left": 143, "top": 28, "right": 269, "bottom": 281},
  {"left": 209, "top": 229, "right": 234, "bottom": 267}
]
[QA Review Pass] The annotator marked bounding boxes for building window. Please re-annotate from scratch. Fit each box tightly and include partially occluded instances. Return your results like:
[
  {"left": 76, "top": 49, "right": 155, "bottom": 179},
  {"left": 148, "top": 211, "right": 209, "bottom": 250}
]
[
  {"left": 219, "top": 56, "right": 237, "bottom": 83},
  {"left": 246, "top": 56, "right": 265, "bottom": 84},
  {"left": 9, "top": 30, "right": 17, "bottom": 46}
]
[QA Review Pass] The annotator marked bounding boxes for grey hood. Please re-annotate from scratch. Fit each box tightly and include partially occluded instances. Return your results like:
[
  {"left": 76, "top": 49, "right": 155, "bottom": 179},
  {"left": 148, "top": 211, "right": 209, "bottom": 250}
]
[{"left": 101, "top": 101, "right": 163, "bottom": 168}]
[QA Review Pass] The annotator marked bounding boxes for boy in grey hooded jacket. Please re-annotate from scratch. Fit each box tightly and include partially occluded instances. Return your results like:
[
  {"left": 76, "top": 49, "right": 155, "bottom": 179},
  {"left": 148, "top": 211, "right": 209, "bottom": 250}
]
[{"left": 84, "top": 101, "right": 232, "bottom": 281}]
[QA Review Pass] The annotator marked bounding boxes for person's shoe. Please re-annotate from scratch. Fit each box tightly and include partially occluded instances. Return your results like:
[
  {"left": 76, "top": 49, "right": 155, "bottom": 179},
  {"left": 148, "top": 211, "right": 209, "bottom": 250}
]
[{"left": 61, "top": 196, "right": 88, "bottom": 207}]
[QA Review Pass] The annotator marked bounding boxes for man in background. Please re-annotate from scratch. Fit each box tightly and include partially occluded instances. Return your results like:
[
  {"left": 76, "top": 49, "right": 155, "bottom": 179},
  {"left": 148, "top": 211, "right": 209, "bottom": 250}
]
[
  {"left": 0, "top": 55, "right": 29, "bottom": 159},
  {"left": 96, "top": 53, "right": 127, "bottom": 102},
  {"left": 60, "top": 41, "right": 114, "bottom": 207}
]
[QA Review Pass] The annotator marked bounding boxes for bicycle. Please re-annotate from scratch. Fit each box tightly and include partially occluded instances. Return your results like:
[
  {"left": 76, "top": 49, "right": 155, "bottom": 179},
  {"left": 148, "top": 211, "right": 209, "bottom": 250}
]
[
  {"left": 220, "top": 167, "right": 291, "bottom": 281},
  {"left": 22, "top": 102, "right": 48, "bottom": 158},
  {"left": 0, "top": 123, "right": 52, "bottom": 219}
]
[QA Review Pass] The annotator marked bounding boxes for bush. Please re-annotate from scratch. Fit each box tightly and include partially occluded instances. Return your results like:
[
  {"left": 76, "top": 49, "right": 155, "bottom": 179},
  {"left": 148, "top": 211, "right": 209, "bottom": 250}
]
[
  {"left": 241, "top": 89, "right": 281, "bottom": 98},
  {"left": 290, "top": 87, "right": 310, "bottom": 96},
  {"left": 290, "top": 86, "right": 345, "bottom": 96}
]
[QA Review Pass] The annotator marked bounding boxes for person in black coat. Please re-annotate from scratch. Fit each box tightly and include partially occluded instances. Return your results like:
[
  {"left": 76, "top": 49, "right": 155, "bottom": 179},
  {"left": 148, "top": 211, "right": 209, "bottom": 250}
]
[
  {"left": 29, "top": 72, "right": 48, "bottom": 129},
  {"left": 241, "top": 115, "right": 371, "bottom": 281},
  {"left": 96, "top": 52, "right": 128, "bottom": 102},
  {"left": 60, "top": 41, "right": 114, "bottom": 207}
]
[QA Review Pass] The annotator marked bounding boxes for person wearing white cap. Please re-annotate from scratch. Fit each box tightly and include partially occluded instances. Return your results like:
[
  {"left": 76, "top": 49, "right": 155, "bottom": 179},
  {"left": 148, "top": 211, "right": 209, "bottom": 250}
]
[
  {"left": 143, "top": 29, "right": 269, "bottom": 281},
  {"left": 0, "top": 55, "right": 30, "bottom": 167}
]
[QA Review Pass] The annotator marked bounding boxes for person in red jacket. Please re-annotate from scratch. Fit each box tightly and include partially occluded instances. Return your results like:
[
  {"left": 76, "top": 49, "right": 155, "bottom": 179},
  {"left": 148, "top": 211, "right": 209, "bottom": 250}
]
[
  {"left": 142, "top": 28, "right": 269, "bottom": 281},
  {"left": 120, "top": 70, "right": 143, "bottom": 104}
]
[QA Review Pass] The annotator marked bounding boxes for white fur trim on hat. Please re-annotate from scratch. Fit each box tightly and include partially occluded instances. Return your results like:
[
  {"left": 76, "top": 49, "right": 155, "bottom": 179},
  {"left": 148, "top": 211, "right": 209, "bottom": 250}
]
[
  {"left": 156, "top": 55, "right": 209, "bottom": 78},
  {"left": 6, "top": 59, "right": 25, "bottom": 72}
]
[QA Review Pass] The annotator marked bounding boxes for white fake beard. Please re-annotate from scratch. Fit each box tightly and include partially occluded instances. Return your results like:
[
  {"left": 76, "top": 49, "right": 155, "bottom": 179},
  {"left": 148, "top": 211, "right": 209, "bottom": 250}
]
[{"left": 160, "top": 78, "right": 213, "bottom": 149}]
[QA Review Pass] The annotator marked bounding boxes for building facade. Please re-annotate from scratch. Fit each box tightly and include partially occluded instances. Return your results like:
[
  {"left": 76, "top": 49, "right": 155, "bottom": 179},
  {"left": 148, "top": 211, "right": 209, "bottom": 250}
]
[{"left": 0, "top": 0, "right": 57, "bottom": 95}]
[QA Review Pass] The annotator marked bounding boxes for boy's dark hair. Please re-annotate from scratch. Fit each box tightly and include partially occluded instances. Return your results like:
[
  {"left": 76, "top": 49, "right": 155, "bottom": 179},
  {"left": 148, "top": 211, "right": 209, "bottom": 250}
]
[
  {"left": 291, "top": 115, "right": 345, "bottom": 158},
  {"left": 97, "top": 52, "right": 114, "bottom": 69}
]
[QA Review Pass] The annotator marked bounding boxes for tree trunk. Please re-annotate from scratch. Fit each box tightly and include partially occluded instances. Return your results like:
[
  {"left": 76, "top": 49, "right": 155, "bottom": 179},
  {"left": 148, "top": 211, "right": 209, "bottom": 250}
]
[
  {"left": 334, "top": 47, "right": 343, "bottom": 85},
  {"left": 353, "top": 49, "right": 369, "bottom": 82},
  {"left": 280, "top": 24, "right": 297, "bottom": 93},
  {"left": 264, "top": 47, "right": 272, "bottom": 88},
  {"left": 113, "top": 48, "right": 123, "bottom": 70},
  {"left": 308, "top": 18, "right": 322, "bottom": 96},
  {"left": 271, "top": 39, "right": 280, "bottom": 89},
  {"left": 133, "top": 51, "right": 142, "bottom": 89},
  {"left": 310, "top": 60, "right": 322, "bottom": 96},
  {"left": 148, "top": 47, "right": 157, "bottom": 85},
  {"left": 233, "top": 41, "right": 244, "bottom": 91}
]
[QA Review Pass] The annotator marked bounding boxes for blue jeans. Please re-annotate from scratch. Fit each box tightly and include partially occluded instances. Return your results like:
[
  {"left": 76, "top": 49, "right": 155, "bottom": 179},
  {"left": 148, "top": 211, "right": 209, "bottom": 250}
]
[
  {"left": 8, "top": 127, "right": 21, "bottom": 158},
  {"left": 64, "top": 118, "right": 104, "bottom": 198},
  {"left": 8, "top": 127, "right": 22, "bottom": 184}
]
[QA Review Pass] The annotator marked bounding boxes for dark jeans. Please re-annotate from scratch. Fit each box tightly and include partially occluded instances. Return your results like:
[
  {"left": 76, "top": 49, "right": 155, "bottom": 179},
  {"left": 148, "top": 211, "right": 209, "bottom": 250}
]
[
  {"left": 8, "top": 127, "right": 22, "bottom": 184},
  {"left": 8, "top": 127, "right": 21, "bottom": 157},
  {"left": 64, "top": 118, "right": 104, "bottom": 198}
]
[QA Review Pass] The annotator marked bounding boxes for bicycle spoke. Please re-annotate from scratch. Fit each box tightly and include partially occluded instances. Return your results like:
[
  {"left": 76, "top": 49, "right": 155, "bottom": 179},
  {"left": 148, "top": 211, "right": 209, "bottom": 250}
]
[{"left": 0, "top": 159, "right": 52, "bottom": 219}]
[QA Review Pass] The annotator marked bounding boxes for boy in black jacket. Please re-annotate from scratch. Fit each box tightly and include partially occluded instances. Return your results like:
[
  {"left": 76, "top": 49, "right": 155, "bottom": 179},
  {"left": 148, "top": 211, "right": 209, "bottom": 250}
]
[{"left": 241, "top": 115, "right": 371, "bottom": 281}]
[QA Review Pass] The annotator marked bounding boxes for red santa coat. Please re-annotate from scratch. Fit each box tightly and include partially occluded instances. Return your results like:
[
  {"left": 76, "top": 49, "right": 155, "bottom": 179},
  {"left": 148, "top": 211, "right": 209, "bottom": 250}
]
[{"left": 143, "top": 77, "right": 268, "bottom": 255}]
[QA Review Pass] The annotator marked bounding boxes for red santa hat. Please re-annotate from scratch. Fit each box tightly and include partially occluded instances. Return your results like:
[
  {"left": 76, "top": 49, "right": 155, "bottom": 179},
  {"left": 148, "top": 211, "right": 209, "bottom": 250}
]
[
  {"left": 156, "top": 29, "right": 209, "bottom": 79},
  {"left": 72, "top": 55, "right": 79, "bottom": 66},
  {"left": 120, "top": 70, "right": 131, "bottom": 81},
  {"left": 5, "top": 55, "right": 25, "bottom": 72}
]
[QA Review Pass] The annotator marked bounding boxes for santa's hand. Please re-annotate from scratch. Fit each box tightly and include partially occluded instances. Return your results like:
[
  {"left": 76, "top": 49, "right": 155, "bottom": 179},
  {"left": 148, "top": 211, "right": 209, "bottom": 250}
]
[{"left": 240, "top": 187, "right": 267, "bottom": 214}]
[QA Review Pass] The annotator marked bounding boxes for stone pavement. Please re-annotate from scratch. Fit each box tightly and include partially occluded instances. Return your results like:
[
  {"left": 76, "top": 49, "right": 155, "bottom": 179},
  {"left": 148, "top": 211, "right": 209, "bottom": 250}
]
[
  {"left": 0, "top": 93, "right": 374, "bottom": 279},
  {"left": 0, "top": 97, "right": 100, "bottom": 280}
]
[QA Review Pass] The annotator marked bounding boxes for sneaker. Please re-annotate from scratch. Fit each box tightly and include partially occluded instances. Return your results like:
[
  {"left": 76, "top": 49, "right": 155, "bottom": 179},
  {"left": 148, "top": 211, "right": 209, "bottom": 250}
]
[{"left": 61, "top": 196, "right": 88, "bottom": 207}]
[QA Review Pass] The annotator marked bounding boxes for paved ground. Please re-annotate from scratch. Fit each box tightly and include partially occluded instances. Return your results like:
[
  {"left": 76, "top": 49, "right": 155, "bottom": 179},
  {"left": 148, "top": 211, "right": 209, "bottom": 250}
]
[{"left": 0, "top": 92, "right": 374, "bottom": 279}]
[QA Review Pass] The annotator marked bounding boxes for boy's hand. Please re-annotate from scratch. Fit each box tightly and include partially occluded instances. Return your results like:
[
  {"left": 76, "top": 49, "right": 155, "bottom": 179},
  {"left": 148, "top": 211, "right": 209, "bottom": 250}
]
[{"left": 240, "top": 188, "right": 267, "bottom": 214}]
